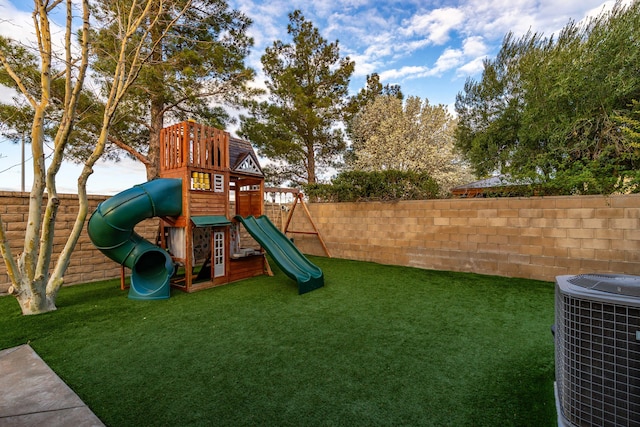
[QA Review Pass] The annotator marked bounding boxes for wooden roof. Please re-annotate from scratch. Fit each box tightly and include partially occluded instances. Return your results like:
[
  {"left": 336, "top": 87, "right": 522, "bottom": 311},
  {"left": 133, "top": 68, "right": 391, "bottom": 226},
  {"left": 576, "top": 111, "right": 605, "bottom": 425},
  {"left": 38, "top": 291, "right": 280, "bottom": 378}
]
[{"left": 229, "top": 136, "right": 263, "bottom": 177}]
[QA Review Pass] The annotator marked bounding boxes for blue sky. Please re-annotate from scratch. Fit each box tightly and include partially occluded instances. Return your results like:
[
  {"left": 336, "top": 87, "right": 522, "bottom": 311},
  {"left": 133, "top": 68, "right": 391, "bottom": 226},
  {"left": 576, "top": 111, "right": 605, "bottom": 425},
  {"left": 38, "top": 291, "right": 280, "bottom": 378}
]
[
  {"left": 229, "top": 0, "right": 625, "bottom": 107},
  {"left": 0, "top": 0, "right": 627, "bottom": 194}
]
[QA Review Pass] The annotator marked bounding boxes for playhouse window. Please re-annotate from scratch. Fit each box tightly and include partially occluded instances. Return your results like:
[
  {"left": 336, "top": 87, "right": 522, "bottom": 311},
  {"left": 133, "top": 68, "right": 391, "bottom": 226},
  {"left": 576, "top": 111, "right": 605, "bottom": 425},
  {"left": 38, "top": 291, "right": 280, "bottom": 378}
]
[{"left": 213, "top": 174, "right": 224, "bottom": 192}]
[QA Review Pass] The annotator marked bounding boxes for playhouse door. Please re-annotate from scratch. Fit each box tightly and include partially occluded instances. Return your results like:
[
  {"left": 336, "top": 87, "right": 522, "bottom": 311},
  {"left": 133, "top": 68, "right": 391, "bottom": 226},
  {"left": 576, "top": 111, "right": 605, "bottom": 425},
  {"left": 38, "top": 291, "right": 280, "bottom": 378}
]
[{"left": 213, "top": 230, "right": 225, "bottom": 278}]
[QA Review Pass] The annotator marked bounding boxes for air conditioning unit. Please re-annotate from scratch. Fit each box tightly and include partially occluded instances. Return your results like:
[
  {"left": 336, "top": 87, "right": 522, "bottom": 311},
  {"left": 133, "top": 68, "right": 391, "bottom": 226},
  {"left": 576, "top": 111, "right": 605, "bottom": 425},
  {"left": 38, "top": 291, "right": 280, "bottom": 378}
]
[{"left": 554, "top": 274, "right": 640, "bottom": 427}]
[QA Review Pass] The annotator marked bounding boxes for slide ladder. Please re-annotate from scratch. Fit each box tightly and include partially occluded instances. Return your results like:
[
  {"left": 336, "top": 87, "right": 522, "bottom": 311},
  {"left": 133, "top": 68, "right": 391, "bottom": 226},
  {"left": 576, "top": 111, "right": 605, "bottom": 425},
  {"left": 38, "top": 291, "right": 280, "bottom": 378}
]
[{"left": 235, "top": 215, "right": 324, "bottom": 294}]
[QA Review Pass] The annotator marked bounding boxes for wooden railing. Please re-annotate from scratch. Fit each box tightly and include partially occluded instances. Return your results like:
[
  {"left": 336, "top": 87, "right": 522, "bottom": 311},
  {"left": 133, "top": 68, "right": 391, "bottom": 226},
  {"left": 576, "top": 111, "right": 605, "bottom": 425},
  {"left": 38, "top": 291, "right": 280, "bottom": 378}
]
[{"left": 160, "top": 121, "right": 229, "bottom": 171}]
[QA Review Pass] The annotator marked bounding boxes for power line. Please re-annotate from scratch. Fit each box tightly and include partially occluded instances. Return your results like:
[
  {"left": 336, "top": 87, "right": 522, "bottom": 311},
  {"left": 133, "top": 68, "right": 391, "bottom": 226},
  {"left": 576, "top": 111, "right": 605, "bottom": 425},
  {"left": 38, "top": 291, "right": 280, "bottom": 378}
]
[{"left": 0, "top": 152, "right": 53, "bottom": 174}]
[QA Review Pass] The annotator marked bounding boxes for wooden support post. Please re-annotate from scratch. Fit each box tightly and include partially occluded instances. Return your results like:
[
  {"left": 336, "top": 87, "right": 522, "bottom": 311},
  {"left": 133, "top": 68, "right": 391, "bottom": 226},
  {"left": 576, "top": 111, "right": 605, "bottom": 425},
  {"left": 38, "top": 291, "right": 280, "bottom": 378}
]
[
  {"left": 120, "top": 265, "right": 127, "bottom": 290},
  {"left": 263, "top": 254, "right": 274, "bottom": 276},
  {"left": 283, "top": 193, "right": 331, "bottom": 258}
]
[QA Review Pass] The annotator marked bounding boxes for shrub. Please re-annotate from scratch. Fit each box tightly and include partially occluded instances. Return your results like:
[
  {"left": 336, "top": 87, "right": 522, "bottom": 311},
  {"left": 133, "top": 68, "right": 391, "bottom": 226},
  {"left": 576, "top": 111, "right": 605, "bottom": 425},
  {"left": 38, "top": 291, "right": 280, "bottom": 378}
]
[{"left": 304, "top": 170, "right": 439, "bottom": 202}]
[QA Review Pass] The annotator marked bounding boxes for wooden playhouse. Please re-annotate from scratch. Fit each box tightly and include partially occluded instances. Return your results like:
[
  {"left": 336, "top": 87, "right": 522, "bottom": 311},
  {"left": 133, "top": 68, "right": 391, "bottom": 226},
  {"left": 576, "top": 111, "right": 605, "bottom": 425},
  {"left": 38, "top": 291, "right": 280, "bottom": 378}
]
[{"left": 158, "top": 120, "right": 268, "bottom": 292}]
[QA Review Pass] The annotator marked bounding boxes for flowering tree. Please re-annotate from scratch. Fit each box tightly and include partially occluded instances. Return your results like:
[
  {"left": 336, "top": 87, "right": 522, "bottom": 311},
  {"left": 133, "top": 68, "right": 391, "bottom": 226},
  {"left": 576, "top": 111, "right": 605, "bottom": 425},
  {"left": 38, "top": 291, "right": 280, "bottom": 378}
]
[{"left": 349, "top": 95, "right": 472, "bottom": 194}]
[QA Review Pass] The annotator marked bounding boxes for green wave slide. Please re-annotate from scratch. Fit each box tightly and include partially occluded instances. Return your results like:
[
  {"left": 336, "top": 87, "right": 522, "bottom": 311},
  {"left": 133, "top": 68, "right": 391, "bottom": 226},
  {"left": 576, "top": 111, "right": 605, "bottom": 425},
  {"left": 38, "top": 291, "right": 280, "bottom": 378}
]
[
  {"left": 235, "top": 215, "right": 324, "bottom": 294},
  {"left": 87, "top": 178, "right": 182, "bottom": 300}
]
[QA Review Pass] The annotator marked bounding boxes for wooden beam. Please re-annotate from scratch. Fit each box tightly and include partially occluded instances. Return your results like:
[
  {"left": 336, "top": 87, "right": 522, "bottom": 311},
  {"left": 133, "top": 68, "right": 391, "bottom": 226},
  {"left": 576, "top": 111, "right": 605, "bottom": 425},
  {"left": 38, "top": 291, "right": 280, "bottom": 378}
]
[{"left": 283, "top": 193, "right": 331, "bottom": 258}]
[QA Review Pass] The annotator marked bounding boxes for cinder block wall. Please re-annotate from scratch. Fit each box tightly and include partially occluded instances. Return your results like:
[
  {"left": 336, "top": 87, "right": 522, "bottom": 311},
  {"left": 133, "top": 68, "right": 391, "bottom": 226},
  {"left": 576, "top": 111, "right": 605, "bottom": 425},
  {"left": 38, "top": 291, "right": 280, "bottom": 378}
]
[
  {"left": 0, "top": 192, "right": 157, "bottom": 294},
  {"left": 0, "top": 195, "right": 284, "bottom": 295},
  {"left": 2, "top": 192, "right": 639, "bottom": 295},
  {"left": 288, "top": 194, "right": 640, "bottom": 282}
]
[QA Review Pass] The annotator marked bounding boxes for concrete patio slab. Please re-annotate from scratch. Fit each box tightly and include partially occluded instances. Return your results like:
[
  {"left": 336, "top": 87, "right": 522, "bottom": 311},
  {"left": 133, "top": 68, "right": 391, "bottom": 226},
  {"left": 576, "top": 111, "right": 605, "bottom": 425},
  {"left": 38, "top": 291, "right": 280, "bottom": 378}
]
[{"left": 0, "top": 344, "right": 104, "bottom": 427}]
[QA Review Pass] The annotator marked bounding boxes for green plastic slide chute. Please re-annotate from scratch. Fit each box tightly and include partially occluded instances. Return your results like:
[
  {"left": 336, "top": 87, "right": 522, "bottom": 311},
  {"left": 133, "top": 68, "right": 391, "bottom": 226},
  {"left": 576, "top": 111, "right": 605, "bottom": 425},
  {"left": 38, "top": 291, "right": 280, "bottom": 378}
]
[
  {"left": 87, "top": 178, "right": 182, "bottom": 300},
  {"left": 235, "top": 215, "right": 323, "bottom": 294}
]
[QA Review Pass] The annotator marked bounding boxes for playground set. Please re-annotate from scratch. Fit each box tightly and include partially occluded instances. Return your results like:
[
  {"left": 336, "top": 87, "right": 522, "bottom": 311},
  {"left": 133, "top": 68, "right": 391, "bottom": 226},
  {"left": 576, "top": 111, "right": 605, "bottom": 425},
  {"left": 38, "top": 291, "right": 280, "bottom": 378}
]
[{"left": 87, "top": 121, "right": 324, "bottom": 300}]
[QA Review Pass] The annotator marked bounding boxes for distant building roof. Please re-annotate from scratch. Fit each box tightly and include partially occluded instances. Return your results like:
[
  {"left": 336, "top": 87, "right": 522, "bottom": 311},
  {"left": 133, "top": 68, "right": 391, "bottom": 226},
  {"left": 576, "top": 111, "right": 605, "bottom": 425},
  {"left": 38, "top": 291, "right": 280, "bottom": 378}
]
[
  {"left": 451, "top": 175, "right": 533, "bottom": 197},
  {"left": 453, "top": 175, "right": 515, "bottom": 190}
]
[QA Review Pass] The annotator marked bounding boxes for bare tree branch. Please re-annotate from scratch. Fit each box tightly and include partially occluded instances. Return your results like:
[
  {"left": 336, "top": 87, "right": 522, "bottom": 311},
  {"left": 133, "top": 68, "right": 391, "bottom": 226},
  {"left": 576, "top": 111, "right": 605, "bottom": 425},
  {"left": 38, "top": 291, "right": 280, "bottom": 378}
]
[{"left": 109, "top": 135, "right": 150, "bottom": 165}]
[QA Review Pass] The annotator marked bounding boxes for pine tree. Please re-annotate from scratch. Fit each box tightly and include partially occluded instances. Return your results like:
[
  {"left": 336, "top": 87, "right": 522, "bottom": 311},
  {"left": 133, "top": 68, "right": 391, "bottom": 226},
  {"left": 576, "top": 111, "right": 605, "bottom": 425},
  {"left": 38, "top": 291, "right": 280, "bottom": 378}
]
[{"left": 239, "top": 10, "right": 354, "bottom": 185}]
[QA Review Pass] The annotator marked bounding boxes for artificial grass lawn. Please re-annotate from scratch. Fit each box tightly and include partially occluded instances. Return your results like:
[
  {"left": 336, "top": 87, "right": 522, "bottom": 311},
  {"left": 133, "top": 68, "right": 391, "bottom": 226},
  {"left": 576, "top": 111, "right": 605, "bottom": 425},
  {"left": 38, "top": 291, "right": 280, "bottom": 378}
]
[{"left": 0, "top": 257, "right": 556, "bottom": 426}]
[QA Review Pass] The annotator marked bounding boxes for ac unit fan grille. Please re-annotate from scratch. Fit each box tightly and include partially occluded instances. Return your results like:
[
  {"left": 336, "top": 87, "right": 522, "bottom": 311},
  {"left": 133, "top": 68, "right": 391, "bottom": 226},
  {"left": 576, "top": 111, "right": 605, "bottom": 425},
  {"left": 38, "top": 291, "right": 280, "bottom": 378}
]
[{"left": 556, "top": 291, "right": 640, "bottom": 426}]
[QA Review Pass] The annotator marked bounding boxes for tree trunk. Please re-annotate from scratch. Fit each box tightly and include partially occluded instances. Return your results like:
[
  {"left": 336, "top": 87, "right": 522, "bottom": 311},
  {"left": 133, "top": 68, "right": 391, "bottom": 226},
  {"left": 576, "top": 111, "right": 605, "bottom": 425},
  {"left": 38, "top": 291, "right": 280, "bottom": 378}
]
[
  {"left": 146, "top": 22, "right": 165, "bottom": 181},
  {"left": 10, "top": 279, "right": 57, "bottom": 315},
  {"left": 147, "top": 101, "right": 163, "bottom": 180},
  {"left": 0, "top": 216, "right": 54, "bottom": 315},
  {"left": 0, "top": 0, "right": 173, "bottom": 315},
  {"left": 306, "top": 141, "right": 316, "bottom": 184}
]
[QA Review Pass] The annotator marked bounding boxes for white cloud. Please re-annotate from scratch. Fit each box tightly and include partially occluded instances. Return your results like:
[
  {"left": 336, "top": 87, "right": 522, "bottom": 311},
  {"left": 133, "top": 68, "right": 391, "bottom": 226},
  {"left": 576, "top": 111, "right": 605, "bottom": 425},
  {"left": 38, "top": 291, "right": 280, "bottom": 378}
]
[
  {"left": 0, "top": 84, "right": 18, "bottom": 101},
  {"left": 458, "top": 0, "right": 627, "bottom": 41},
  {"left": 461, "top": 36, "right": 488, "bottom": 56},
  {"left": 401, "top": 7, "right": 465, "bottom": 45},
  {"left": 450, "top": 36, "right": 489, "bottom": 77},
  {"left": 379, "top": 65, "right": 429, "bottom": 82},
  {"left": 350, "top": 53, "right": 383, "bottom": 78},
  {"left": 361, "top": 33, "right": 396, "bottom": 59},
  {"left": 0, "top": 1, "right": 36, "bottom": 43},
  {"left": 225, "top": 0, "right": 627, "bottom": 108},
  {"left": 430, "top": 48, "right": 464, "bottom": 76},
  {"left": 383, "top": 34, "right": 490, "bottom": 82},
  {"left": 0, "top": 0, "right": 85, "bottom": 70},
  {"left": 456, "top": 56, "right": 486, "bottom": 77}
]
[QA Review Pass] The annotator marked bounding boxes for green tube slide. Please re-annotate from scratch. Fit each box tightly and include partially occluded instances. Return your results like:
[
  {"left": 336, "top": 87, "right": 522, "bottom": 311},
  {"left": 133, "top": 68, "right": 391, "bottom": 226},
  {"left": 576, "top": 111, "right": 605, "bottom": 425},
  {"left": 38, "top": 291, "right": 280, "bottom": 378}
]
[
  {"left": 87, "top": 178, "right": 182, "bottom": 300},
  {"left": 235, "top": 215, "right": 323, "bottom": 294}
]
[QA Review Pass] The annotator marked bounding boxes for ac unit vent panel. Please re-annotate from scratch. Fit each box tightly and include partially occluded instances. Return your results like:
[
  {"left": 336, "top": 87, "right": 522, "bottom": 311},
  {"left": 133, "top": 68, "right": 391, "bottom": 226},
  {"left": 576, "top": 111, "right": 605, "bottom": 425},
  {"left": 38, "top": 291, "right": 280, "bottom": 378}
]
[
  {"left": 555, "top": 275, "right": 640, "bottom": 427},
  {"left": 568, "top": 273, "right": 640, "bottom": 297}
]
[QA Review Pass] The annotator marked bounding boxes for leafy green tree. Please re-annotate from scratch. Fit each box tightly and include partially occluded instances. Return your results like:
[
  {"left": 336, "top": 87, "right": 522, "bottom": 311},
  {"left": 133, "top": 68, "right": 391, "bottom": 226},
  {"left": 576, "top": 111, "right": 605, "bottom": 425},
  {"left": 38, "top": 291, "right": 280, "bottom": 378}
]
[
  {"left": 455, "top": 0, "right": 640, "bottom": 194},
  {"left": 0, "top": 39, "right": 39, "bottom": 170},
  {"left": 0, "top": 40, "right": 104, "bottom": 168},
  {"left": 0, "top": 40, "right": 36, "bottom": 149},
  {"left": 454, "top": 30, "right": 542, "bottom": 178},
  {"left": 83, "top": 0, "right": 257, "bottom": 179},
  {"left": 239, "top": 10, "right": 354, "bottom": 185},
  {"left": 349, "top": 95, "right": 472, "bottom": 195},
  {"left": 0, "top": 101, "right": 33, "bottom": 191},
  {"left": 614, "top": 100, "right": 640, "bottom": 148},
  {"left": 0, "top": 102, "right": 33, "bottom": 148}
]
